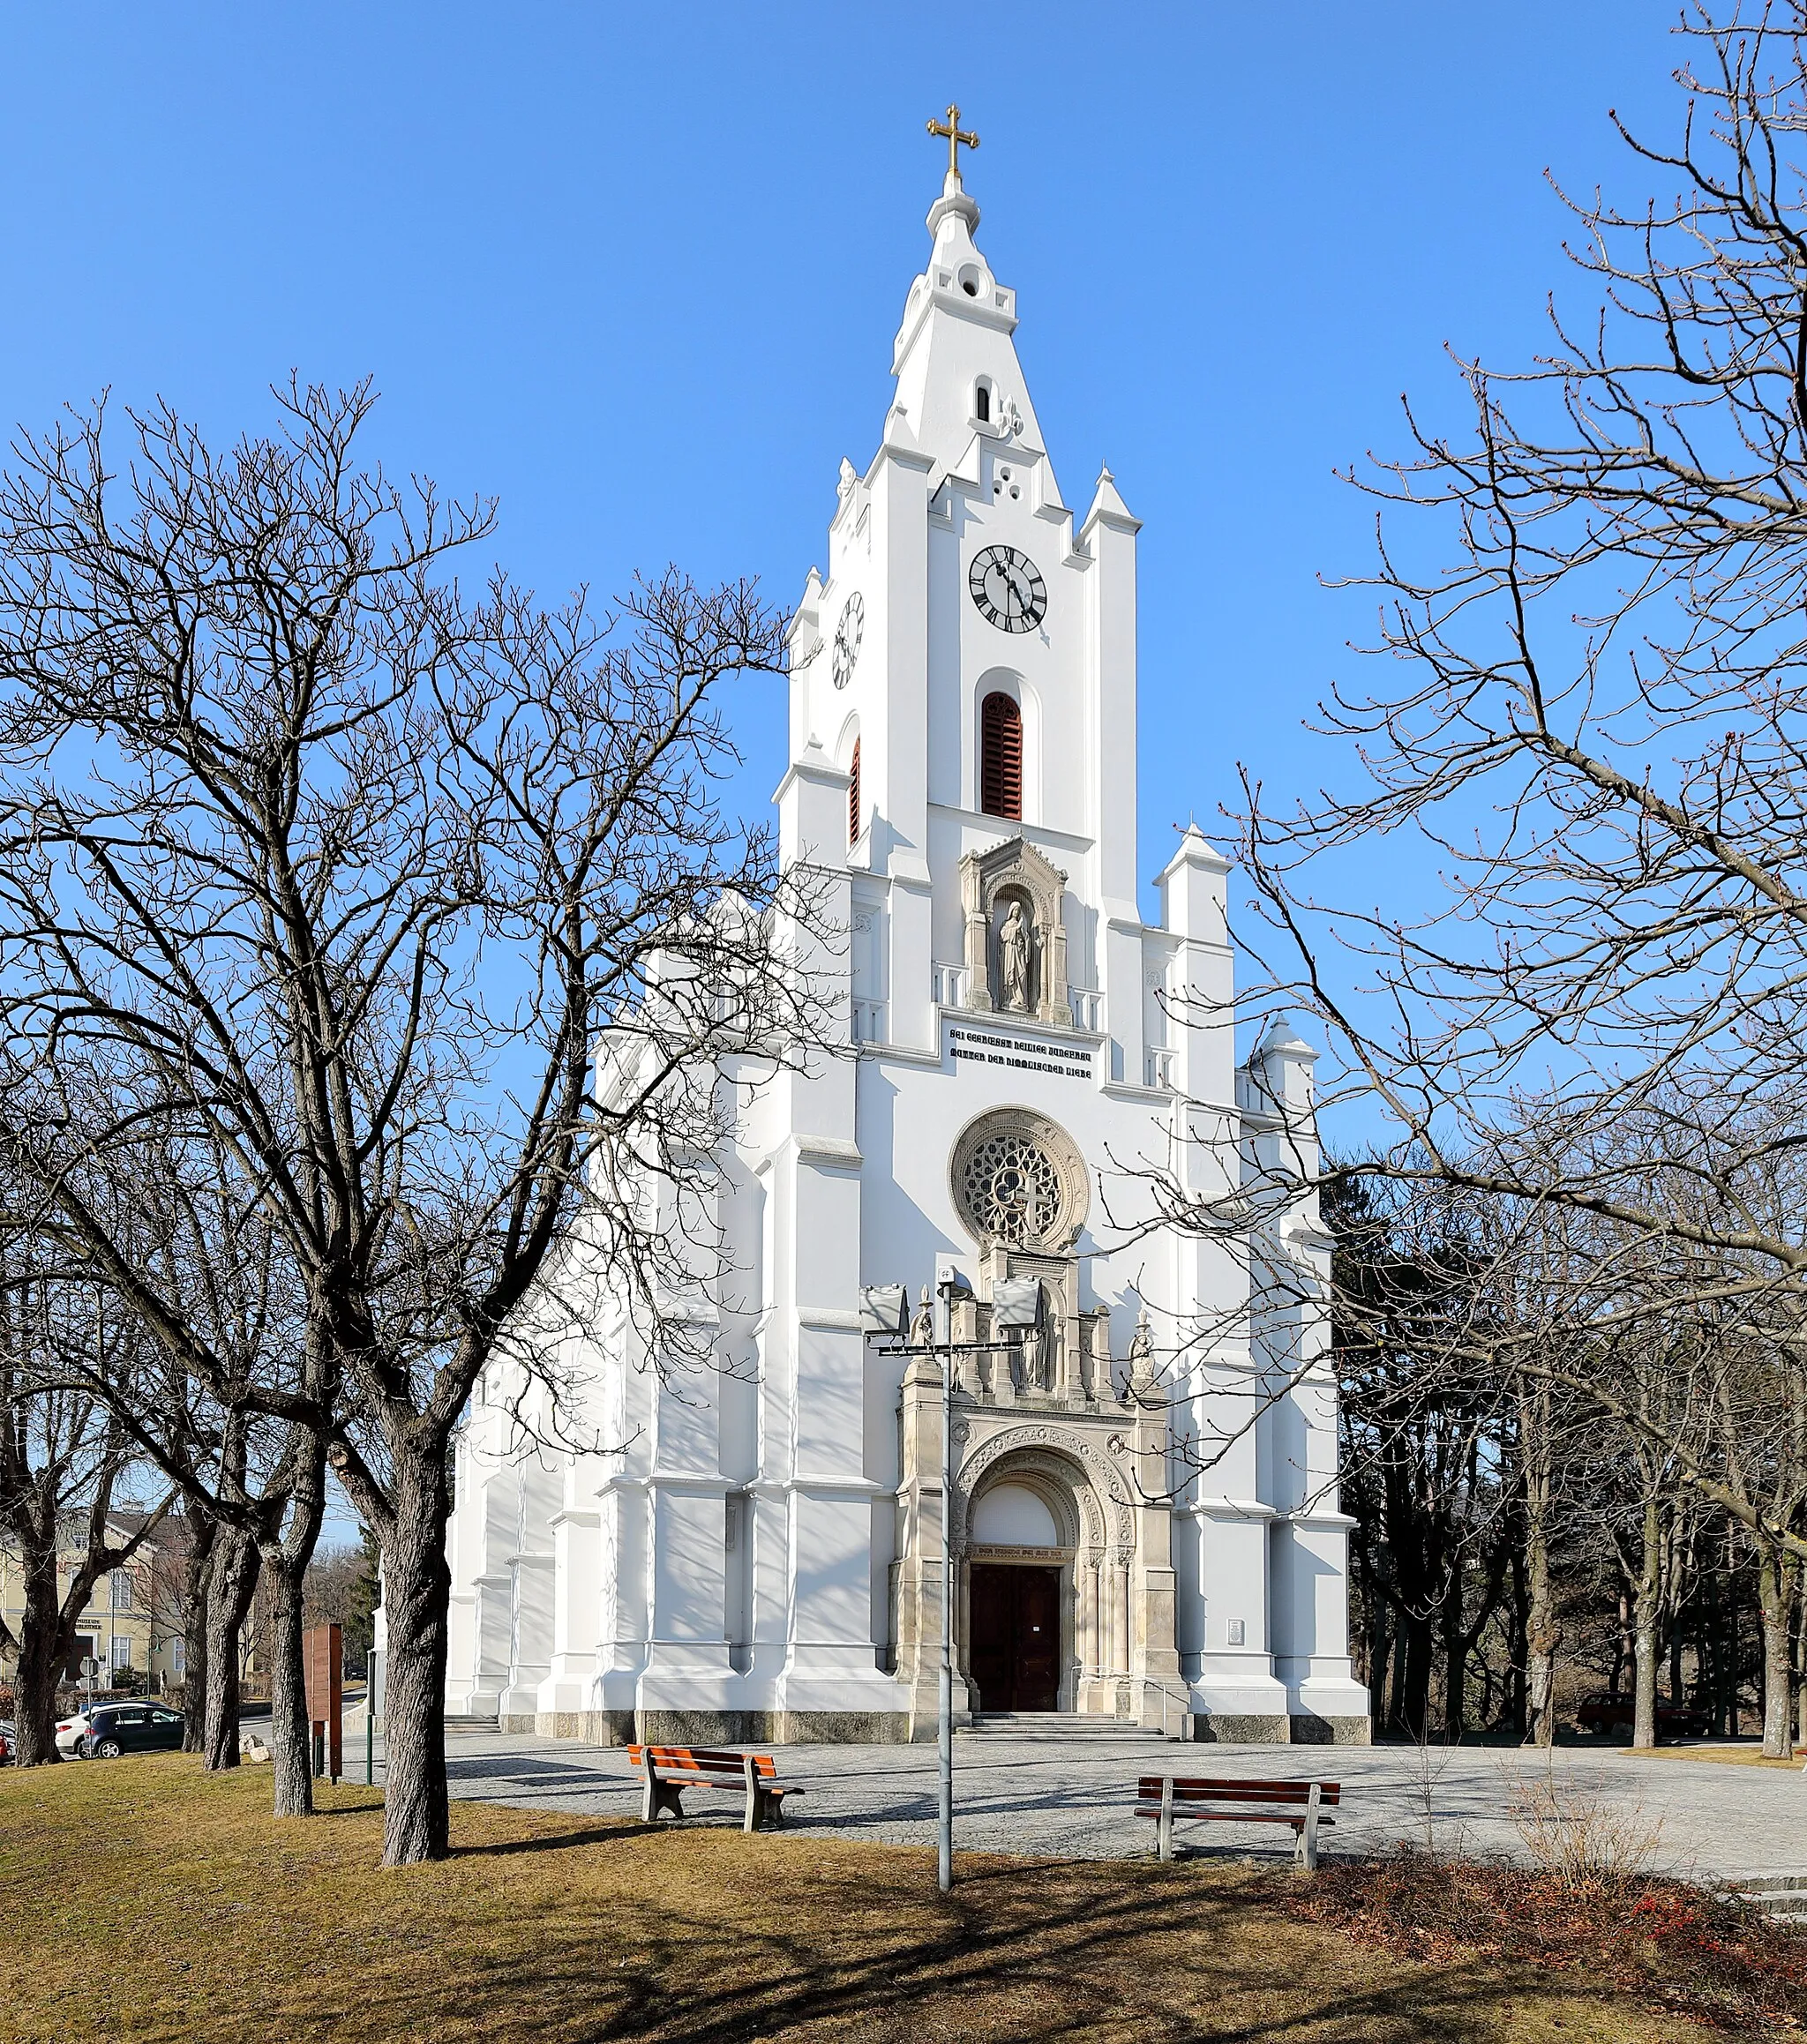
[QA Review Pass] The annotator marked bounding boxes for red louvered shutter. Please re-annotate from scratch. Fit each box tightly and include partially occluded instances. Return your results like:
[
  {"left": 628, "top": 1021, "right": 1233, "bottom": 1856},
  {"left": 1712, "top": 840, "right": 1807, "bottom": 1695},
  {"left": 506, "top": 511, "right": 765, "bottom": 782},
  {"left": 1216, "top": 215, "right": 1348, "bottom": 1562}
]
[{"left": 980, "top": 693, "right": 1022, "bottom": 820}]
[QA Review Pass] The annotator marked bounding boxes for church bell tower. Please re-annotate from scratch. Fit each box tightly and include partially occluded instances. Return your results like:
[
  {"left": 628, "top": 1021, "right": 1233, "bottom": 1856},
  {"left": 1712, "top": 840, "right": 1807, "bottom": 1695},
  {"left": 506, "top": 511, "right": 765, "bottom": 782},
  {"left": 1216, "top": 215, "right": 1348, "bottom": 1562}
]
[{"left": 440, "top": 116, "right": 1371, "bottom": 1751}]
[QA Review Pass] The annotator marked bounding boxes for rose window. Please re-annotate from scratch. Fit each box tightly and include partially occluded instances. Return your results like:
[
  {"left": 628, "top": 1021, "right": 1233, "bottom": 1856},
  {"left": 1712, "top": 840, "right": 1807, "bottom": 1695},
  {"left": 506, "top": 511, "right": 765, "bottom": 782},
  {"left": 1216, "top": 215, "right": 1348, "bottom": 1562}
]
[{"left": 960, "top": 1132, "right": 1065, "bottom": 1246}]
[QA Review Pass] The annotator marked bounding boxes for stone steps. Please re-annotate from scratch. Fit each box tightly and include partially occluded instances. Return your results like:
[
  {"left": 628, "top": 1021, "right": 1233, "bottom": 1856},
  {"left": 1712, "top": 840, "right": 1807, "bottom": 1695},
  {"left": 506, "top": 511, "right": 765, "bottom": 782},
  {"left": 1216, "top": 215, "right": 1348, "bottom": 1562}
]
[
  {"left": 962, "top": 1711, "right": 1172, "bottom": 1741},
  {"left": 1723, "top": 1874, "right": 1807, "bottom": 1921}
]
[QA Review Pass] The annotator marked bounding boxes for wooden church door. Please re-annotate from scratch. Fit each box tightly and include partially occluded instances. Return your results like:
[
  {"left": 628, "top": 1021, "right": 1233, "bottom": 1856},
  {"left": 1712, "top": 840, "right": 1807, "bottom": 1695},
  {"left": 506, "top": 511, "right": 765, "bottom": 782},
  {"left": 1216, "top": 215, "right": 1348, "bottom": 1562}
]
[{"left": 969, "top": 1563, "right": 1061, "bottom": 1711}]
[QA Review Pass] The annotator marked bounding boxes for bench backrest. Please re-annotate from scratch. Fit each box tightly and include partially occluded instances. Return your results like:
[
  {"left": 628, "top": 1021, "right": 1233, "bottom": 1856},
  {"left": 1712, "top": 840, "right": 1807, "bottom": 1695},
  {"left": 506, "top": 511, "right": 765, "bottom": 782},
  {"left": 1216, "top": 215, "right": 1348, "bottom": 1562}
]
[
  {"left": 1139, "top": 1775, "right": 1340, "bottom": 1808},
  {"left": 629, "top": 1744, "right": 777, "bottom": 1781}
]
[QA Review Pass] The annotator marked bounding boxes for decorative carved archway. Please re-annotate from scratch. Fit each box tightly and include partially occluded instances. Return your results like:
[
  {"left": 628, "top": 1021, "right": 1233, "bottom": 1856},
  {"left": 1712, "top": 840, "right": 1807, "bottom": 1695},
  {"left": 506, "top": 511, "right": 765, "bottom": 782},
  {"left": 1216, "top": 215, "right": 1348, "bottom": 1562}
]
[
  {"left": 950, "top": 1430, "right": 1139, "bottom": 1712},
  {"left": 953, "top": 1426, "right": 1133, "bottom": 1554}
]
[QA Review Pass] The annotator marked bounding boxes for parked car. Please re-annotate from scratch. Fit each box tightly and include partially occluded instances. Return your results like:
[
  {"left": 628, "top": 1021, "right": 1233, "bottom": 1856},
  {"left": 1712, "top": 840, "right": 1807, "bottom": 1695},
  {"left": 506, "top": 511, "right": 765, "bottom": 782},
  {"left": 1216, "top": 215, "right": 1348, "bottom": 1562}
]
[
  {"left": 54, "top": 1708, "right": 103, "bottom": 1756},
  {"left": 1574, "top": 1691, "right": 1713, "bottom": 1738},
  {"left": 77, "top": 1703, "right": 185, "bottom": 1759},
  {"left": 0, "top": 1719, "right": 13, "bottom": 1763}
]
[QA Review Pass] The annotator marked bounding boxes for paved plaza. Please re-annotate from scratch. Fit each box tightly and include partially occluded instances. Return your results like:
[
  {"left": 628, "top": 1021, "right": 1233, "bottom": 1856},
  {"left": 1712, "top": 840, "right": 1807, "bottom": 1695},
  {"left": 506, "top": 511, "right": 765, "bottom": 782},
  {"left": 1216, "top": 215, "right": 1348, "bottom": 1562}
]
[{"left": 414, "top": 1726, "right": 1805, "bottom": 1883}]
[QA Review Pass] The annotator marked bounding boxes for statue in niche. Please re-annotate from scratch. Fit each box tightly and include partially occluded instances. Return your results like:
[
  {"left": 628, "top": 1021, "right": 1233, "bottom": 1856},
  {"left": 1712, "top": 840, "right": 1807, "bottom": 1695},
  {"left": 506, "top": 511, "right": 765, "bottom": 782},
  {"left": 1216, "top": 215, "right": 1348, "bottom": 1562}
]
[
  {"left": 997, "top": 900, "right": 1033, "bottom": 1013},
  {"left": 1020, "top": 1317, "right": 1046, "bottom": 1391}
]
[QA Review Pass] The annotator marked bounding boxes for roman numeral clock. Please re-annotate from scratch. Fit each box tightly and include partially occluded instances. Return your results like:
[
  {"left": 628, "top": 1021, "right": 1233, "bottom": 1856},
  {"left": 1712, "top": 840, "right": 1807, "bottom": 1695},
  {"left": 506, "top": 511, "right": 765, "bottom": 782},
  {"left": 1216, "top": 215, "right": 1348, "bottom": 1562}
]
[{"left": 968, "top": 544, "right": 1046, "bottom": 633}]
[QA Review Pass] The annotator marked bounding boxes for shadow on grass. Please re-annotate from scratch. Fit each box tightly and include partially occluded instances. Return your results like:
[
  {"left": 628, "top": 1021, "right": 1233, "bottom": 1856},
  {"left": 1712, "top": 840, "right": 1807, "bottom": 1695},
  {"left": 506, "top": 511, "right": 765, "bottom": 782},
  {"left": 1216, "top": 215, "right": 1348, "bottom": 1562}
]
[
  {"left": 450, "top": 1820, "right": 669, "bottom": 1858},
  {"left": 343, "top": 1851, "right": 1626, "bottom": 2043}
]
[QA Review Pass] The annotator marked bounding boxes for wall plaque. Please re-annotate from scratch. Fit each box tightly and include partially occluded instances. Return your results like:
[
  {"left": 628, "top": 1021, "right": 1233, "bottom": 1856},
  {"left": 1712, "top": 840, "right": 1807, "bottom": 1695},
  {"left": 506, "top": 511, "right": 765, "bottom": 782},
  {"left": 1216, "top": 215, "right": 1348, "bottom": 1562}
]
[{"left": 946, "top": 1021, "right": 1093, "bottom": 1082}]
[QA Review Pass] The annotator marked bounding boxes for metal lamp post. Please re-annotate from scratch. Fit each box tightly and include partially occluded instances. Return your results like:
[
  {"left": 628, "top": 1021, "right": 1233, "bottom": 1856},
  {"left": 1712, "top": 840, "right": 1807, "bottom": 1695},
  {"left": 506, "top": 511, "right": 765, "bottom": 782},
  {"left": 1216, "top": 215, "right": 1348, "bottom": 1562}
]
[
  {"left": 934, "top": 1273, "right": 956, "bottom": 1893},
  {"left": 863, "top": 1270, "right": 1040, "bottom": 1894}
]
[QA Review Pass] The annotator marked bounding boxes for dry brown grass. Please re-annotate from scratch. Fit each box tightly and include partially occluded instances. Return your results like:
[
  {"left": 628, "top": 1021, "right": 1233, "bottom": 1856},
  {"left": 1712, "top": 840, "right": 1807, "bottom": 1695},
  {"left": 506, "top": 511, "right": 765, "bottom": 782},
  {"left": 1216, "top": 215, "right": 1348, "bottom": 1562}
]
[
  {"left": 0, "top": 1754, "right": 1724, "bottom": 2043},
  {"left": 1618, "top": 1745, "right": 1807, "bottom": 1771}
]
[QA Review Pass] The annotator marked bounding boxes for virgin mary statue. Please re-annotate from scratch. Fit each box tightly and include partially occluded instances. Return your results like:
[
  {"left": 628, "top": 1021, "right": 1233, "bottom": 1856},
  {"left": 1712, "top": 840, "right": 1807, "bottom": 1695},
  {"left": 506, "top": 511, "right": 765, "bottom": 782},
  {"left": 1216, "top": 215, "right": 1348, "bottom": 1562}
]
[{"left": 998, "top": 901, "right": 1033, "bottom": 1013}]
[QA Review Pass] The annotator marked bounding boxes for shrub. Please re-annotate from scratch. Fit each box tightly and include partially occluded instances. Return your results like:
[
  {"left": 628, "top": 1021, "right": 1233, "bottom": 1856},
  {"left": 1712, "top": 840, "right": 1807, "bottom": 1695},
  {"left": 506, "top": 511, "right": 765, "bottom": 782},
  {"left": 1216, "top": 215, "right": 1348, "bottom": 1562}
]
[{"left": 1274, "top": 1852, "right": 1807, "bottom": 2033}]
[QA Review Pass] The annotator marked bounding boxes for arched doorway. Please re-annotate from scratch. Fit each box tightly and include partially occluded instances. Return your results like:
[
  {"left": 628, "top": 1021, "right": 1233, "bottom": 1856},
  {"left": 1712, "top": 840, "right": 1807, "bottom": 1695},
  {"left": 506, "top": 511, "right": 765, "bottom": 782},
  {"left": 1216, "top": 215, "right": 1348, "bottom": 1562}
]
[{"left": 963, "top": 1469, "right": 1079, "bottom": 1713}]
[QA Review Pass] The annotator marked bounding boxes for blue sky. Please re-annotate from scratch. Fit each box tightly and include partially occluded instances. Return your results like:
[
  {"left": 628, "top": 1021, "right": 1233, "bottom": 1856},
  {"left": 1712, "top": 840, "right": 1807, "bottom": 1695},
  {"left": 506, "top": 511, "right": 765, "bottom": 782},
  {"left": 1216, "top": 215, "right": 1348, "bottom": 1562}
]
[
  {"left": 0, "top": 1, "right": 1679, "bottom": 932},
  {"left": 0, "top": 4, "right": 1691, "bottom": 1540}
]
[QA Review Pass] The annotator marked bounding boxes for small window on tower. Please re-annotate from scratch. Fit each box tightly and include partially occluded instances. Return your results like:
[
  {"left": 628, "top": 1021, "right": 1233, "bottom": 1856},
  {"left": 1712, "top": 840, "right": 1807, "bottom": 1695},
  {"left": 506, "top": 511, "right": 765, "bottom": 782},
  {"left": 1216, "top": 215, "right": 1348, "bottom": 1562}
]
[
  {"left": 975, "top": 382, "right": 991, "bottom": 423},
  {"left": 980, "top": 693, "right": 1022, "bottom": 821},
  {"left": 848, "top": 737, "right": 861, "bottom": 846}
]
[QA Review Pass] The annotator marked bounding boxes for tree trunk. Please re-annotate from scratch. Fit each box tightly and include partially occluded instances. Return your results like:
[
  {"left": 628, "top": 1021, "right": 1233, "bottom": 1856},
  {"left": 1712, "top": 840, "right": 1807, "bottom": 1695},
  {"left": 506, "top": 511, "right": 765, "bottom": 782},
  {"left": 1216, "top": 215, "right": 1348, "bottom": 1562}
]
[
  {"left": 1755, "top": 1547, "right": 1796, "bottom": 1760},
  {"left": 262, "top": 1551, "right": 314, "bottom": 1816},
  {"left": 1505, "top": 1542, "right": 1528, "bottom": 1738},
  {"left": 260, "top": 1434, "right": 328, "bottom": 1820},
  {"left": 204, "top": 1529, "right": 259, "bottom": 1771},
  {"left": 1796, "top": 1579, "right": 1807, "bottom": 1750},
  {"left": 11, "top": 1543, "right": 71, "bottom": 1767},
  {"left": 1518, "top": 1379, "right": 1559, "bottom": 1747},
  {"left": 1632, "top": 1495, "right": 1662, "bottom": 1750},
  {"left": 1525, "top": 1538, "right": 1560, "bottom": 1748},
  {"left": 1393, "top": 1608, "right": 1434, "bottom": 1739},
  {"left": 377, "top": 1445, "right": 454, "bottom": 1865},
  {"left": 1441, "top": 1555, "right": 1466, "bottom": 1742},
  {"left": 179, "top": 1510, "right": 218, "bottom": 1754}
]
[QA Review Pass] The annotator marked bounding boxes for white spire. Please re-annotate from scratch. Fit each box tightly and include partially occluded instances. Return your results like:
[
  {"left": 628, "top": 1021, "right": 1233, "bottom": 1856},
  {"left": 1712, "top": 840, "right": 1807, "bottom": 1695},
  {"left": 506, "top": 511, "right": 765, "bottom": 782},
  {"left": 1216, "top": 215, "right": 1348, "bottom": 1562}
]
[
  {"left": 926, "top": 165, "right": 979, "bottom": 238},
  {"left": 888, "top": 117, "right": 1056, "bottom": 494}
]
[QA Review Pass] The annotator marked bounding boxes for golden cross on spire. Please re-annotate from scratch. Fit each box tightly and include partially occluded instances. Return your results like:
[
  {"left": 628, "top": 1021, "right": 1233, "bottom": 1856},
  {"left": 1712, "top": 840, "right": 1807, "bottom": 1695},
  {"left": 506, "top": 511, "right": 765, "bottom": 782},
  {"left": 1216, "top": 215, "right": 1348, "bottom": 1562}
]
[{"left": 926, "top": 103, "right": 979, "bottom": 179}]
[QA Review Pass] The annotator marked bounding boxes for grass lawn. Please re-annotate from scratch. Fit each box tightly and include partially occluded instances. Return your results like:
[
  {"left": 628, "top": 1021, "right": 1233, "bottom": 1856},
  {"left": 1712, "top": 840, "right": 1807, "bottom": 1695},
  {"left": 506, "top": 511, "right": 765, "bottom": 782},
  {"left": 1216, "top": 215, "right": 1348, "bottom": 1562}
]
[
  {"left": 1619, "top": 1743, "right": 1807, "bottom": 1771},
  {"left": 0, "top": 1754, "right": 1732, "bottom": 2043}
]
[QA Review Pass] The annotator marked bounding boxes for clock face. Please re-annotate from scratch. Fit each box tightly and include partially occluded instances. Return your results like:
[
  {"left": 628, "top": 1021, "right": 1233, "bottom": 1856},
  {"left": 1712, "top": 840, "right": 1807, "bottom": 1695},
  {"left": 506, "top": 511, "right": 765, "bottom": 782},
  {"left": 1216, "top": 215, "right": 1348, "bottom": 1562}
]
[
  {"left": 831, "top": 592, "right": 864, "bottom": 688},
  {"left": 969, "top": 545, "right": 1046, "bottom": 633}
]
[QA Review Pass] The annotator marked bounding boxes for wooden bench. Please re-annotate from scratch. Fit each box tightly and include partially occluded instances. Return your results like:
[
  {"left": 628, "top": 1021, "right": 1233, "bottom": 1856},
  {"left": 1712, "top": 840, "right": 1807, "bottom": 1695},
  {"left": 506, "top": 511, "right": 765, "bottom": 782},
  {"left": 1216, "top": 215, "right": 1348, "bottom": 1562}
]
[
  {"left": 626, "top": 1744, "right": 801, "bottom": 1833},
  {"left": 1136, "top": 1775, "right": 1340, "bottom": 1868}
]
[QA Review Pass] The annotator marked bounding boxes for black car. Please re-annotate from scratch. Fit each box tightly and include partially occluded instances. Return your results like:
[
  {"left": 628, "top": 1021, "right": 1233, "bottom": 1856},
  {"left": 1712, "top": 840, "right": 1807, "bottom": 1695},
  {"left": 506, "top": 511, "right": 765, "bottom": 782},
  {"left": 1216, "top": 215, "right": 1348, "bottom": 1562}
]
[{"left": 79, "top": 1703, "right": 185, "bottom": 1758}]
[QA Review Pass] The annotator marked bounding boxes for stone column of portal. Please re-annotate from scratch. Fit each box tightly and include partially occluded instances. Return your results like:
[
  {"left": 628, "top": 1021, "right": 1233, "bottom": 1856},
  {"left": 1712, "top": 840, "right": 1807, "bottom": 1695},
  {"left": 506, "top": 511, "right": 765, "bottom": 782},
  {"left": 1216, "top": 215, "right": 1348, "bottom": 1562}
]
[
  {"left": 891, "top": 1340, "right": 972, "bottom": 1741},
  {"left": 892, "top": 1344, "right": 949, "bottom": 1736}
]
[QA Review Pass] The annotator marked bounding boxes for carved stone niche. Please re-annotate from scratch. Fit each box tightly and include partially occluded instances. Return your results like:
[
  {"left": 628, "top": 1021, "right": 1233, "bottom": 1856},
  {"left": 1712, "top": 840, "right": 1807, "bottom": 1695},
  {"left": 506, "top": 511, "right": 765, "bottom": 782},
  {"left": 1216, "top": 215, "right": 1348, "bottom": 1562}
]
[{"left": 958, "top": 837, "right": 1072, "bottom": 1027}]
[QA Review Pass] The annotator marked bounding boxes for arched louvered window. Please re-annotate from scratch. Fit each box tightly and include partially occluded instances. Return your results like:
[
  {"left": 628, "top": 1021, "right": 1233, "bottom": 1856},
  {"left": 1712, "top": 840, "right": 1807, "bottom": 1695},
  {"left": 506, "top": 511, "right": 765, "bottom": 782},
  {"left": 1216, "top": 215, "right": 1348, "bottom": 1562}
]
[
  {"left": 975, "top": 381, "right": 991, "bottom": 423},
  {"left": 848, "top": 737, "right": 861, "bottom": 846},
  {"left": 979, "top": 692, "right": 1022, "bottom": 820}
]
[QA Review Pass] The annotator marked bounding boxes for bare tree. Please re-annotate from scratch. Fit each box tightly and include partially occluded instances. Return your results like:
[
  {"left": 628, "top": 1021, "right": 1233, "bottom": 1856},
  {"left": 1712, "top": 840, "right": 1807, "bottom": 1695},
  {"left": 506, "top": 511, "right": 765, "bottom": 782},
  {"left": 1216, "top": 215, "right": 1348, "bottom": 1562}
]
[
  {"left": 0, "top": 380, "right": 829, "bottom": 1861},
  {"left": 1181, "top": 4, "right": 1807, "bottom": 1609},
  {"left": 0, "top": 1241, "right": 169, "bottom": 1765}
]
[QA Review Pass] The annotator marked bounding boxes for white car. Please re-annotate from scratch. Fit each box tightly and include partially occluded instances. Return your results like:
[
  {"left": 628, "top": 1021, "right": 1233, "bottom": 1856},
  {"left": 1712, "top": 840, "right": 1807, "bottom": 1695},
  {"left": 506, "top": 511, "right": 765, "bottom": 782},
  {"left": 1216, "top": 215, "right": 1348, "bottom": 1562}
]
[{"left": 54, "top": 1708, "right": 104, "bottom": 1756}]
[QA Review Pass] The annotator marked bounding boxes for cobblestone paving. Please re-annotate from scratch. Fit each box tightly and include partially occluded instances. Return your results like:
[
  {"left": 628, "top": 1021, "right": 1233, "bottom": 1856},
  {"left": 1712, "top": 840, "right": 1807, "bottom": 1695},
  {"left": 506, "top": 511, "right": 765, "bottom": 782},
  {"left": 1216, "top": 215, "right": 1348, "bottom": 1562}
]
[{"left": 424, "top": 1728, "right": 1805, "bottom": 1881}]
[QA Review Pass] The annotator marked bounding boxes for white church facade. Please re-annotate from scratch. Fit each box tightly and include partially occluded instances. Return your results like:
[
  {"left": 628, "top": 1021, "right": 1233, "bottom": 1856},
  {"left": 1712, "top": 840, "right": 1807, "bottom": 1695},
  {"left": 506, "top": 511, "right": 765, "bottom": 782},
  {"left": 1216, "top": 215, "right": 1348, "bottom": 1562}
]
[{"left": 443, "top": 139, "right": 1370, "bottom": 1748}]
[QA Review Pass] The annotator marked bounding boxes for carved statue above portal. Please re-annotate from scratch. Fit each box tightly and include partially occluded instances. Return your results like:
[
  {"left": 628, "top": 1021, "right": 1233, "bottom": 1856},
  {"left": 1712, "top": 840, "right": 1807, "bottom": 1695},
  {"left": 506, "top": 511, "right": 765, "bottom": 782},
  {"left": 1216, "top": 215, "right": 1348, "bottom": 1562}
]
[{"left": 957, "top": 837, "right": 1071, "bottom": 1027}]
